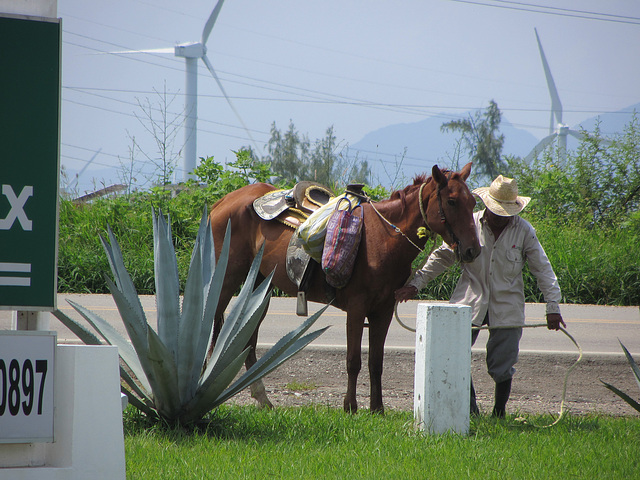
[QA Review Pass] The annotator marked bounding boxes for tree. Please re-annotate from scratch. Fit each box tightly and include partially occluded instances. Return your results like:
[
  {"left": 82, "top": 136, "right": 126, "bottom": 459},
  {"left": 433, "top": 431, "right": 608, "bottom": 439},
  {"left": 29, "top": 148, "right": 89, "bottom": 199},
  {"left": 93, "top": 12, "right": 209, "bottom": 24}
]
[
  {"left": 259, "top": 122, "right": 371, "bottom": 189},
  {"left": 132, "top": 83, "right": 183, "bottom": 186},
  {"left": 263, "top": 121, "right": 311, "bottom": 183},
  {"left": 441, "top": 100, "right": 506, "bottom": 184},
  {"left": 508, "top": 114, "right": 640, "bottom": 229}
]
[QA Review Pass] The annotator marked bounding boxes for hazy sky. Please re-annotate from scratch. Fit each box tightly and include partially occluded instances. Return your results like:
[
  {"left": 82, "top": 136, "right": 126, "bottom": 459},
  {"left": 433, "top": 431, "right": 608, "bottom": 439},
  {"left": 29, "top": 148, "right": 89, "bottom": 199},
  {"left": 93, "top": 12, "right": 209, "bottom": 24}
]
[{"left": 57, "top": 0, "right": 640, "bottom": 192}]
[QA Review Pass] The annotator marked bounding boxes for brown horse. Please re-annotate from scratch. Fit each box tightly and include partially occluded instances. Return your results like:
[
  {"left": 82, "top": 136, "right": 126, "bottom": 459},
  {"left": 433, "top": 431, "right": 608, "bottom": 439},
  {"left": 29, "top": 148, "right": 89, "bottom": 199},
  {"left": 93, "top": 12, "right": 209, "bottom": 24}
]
[{"left": 208, "top": 162, "right": 481, "bottom": 413}]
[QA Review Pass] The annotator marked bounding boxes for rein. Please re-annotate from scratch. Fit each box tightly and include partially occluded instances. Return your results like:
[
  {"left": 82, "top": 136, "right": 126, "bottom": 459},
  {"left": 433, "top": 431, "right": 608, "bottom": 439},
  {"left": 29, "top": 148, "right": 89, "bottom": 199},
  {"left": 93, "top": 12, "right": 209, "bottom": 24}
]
[{"left": 369, "top": 181, "right": 440, "bottom": 253}]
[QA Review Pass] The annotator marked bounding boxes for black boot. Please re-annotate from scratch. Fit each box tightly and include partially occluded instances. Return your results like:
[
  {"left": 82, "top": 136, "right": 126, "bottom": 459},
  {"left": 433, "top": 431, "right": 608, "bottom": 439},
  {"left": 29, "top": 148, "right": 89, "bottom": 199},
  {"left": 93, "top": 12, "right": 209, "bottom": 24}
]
[
  {"left": 492, "top": 378, "right": 512, "bottom": 418},
  {"left": 470, "top": 379, "right": 480, "bottom": 416}
]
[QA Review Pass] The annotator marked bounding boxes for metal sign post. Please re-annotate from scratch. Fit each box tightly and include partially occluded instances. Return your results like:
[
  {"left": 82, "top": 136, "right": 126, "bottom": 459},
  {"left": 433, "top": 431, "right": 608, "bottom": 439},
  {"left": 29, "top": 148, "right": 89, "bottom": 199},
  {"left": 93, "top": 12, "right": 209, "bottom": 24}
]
[{"left": 0, "top": 14, "right": 61, "bottom": 312}]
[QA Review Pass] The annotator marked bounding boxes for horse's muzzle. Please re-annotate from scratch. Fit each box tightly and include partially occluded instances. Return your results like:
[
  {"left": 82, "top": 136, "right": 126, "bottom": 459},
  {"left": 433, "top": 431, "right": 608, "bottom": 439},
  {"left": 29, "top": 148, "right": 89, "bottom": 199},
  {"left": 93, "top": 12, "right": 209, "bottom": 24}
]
[{"left": 459, "top": 244, "right": 481, "bottom": 264}]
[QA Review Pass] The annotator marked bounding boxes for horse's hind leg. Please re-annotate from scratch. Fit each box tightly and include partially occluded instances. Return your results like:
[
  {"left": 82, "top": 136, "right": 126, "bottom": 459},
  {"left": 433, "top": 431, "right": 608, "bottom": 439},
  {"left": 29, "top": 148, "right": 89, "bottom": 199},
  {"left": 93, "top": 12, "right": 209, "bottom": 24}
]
[
  {"left": 246, "top": 327, "right": 273, "bottom": 409},
  {"left": 246, "top": 273, "right": 273, "bottom": 409}
]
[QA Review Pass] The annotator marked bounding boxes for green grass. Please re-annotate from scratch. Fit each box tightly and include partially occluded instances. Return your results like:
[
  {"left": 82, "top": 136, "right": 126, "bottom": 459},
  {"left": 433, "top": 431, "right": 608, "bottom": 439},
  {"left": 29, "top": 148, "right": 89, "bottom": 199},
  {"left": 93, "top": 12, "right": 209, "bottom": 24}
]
[{"left": 124, "top": 405, "right": 640, "bottom": 479}]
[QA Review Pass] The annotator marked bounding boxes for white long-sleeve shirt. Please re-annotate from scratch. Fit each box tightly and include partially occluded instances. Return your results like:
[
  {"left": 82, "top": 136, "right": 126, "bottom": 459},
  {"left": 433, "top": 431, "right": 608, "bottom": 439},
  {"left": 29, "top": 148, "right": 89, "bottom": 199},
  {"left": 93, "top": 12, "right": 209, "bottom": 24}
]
[{"left": 409, "top": 210, "right": 561, "bottom": 327}]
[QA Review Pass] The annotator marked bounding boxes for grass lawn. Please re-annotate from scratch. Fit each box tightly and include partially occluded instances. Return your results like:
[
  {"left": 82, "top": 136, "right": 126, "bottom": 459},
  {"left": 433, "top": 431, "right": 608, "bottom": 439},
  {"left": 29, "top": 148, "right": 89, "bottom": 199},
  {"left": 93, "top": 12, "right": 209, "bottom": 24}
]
[{"left": 124, "top": 405, "right": 639, "bottom": 479}]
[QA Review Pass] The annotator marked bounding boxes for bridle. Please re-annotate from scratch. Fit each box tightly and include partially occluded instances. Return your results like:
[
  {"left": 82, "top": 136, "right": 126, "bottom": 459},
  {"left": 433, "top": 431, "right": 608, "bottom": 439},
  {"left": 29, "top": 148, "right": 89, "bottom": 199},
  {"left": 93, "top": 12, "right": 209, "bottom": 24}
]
[
  {"left": 419, "top": 174, "right": 460, "bottom": 252},
  {"left": 371, "top": 174, "right": 460, "bottom": 254}
]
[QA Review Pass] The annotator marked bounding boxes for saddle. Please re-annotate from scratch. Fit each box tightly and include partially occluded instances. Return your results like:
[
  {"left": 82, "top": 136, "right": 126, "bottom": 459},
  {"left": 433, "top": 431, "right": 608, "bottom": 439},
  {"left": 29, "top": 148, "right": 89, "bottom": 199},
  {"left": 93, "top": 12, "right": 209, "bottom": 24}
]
[
  {"left": 253, "top": 181, "right": 335, "bottom": 228},
  {"left": 253, "top": 182, "right": 367, "bottom": 316}
]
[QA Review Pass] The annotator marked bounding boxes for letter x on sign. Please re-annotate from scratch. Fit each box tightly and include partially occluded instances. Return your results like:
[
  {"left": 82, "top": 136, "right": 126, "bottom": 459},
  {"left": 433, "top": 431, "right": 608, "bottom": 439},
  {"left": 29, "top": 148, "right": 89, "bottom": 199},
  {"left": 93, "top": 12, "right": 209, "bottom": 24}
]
[{"left": 0, "top": 185, "right": 33, "bottom": 231}]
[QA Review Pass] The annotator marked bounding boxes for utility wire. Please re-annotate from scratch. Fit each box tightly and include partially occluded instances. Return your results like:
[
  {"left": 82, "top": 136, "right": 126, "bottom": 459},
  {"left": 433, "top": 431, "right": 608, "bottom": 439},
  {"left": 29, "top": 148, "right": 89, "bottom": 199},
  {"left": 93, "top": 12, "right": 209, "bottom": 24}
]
[{"left": 448, "top": 0, "right": 640, "bottom": 25}]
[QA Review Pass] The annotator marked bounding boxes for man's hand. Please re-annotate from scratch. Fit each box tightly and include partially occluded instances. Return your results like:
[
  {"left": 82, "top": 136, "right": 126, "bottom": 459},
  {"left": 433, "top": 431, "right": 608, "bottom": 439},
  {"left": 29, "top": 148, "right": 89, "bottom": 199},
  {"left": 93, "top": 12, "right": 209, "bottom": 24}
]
[
  {"left": 546, "top": 313, "right": 566, "bottom": 331},
  {"left": 395, "top": 285, "right": 418, "bottom": 303}
]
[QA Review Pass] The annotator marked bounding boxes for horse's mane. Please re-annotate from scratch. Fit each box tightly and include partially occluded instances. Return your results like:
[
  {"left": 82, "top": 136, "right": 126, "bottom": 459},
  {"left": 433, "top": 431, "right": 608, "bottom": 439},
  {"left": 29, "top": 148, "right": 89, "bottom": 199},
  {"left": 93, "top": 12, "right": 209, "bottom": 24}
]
[{"left": 384, "top": 169, "right": 451, "bottom": 212}]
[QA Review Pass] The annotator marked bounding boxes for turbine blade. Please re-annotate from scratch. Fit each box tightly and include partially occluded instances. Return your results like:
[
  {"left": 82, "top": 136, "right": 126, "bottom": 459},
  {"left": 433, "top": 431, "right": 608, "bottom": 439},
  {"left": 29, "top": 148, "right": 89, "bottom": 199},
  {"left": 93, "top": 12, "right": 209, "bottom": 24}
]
[
  {"left": 534, "top": 28, "right": 563, "bottom": 133},
  {"left": 201, "top": 54, "right": 262, "bottom": 154},
  {"left": 569, "top": 129, "right": 613, "bottom": 145},
  {"left": 567, "top": 129, "right": 586, "bottom": 142},
  {"left": 70, "top": 148, "right": 102, "bottom": 189},
  {"left": 103, "top": 47, "right": 175, "bottom": 55},
  {"left": 202, "top": 0, "right": 226, "bottom": 45},
  {"left": 524, "top": 133, "right": 557, "bottom": 163}
]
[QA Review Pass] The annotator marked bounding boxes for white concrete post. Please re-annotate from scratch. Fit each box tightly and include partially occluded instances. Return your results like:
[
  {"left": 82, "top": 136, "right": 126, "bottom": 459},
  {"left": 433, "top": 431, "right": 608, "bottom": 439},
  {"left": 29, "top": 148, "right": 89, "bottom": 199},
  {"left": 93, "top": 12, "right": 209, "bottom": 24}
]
[{"left": 414, "top": 303, "right": 471, "bottom": 435}]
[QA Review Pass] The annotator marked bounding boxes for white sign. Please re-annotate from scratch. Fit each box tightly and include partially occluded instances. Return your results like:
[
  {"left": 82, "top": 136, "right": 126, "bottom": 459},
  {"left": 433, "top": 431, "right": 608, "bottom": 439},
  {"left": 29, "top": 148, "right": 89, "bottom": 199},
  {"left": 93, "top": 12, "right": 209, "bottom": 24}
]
[{"left": 0, "top": 331, "right": 55, "bottom": 443}]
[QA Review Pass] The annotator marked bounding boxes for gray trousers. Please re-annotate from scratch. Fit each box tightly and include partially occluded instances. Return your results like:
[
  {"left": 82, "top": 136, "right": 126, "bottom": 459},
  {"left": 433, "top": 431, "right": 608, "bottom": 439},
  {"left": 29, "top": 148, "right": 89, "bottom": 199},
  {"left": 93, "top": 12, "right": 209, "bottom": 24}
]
[{"left": 471, "top": 315, "right": 523, "bottom": 384}]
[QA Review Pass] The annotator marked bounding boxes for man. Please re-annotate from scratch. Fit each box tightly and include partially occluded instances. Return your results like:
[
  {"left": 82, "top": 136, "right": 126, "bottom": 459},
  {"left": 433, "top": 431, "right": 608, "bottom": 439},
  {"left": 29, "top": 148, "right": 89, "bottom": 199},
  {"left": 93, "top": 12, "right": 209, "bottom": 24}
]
[{"left": 395, "top": 175, "right": 565, "bottom": 417}]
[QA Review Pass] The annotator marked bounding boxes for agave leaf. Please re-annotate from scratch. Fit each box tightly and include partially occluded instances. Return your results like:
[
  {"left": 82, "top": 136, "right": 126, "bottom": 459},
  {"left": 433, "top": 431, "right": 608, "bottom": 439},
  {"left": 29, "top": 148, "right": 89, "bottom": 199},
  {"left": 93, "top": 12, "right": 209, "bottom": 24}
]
[
  {"left": 122, "top": 386, "right": 157, "bottom": 418},
  {"left": 213, "top": 242, "right": 266, "bottom": 347},
  {"left": 103, "top": 274, "right": 177, "bottom": 407},
  {"left": 104, "top": 275, "right": 149, "bottom": 354},
  {"left": 197, "top": 206, "right": 215, "bottom": 283},
  {"left": 51, "top": 309, "right": 103, "bottom": 346},
  {"left": 203, "top": 272, "right": 273, "bottom": 382},
  {"left": 100, "top": 226, "right": 147, "bottom": 332},
  {"left": 238, "top": 305, "right": 329, "bottom": 379},
  {"left": 189, "top": 220, "right": 231, "bottom": 388},
  {"left": 202, "top": 287, "right": 271, "bottom": 386},
  {"left": 216, "top": 327, "right": 328, "bottom": 407},
  {"left": 180, "top": 348, "right": 252, "bottom": 424},
  {"left": 145, "top": 327, "right": 181, "bottom": 416},
  {"left": 177, "top": 232, "right": 206, "bottom": 400},
  {"left": 120, "top": 366, "right": 153, "bottom": 406},
  {"left": 619, "top": 340, "right": 640, "bottom": 391},
  {"left": 67, "top": 299, "right": 151, "bottom": 393},
  {"left": 219, "top": 272, "right": 274, "bottom": 356},
  {"left": 153, "top": 209, "right": 181, "bottom": 361},
  {"left": 601, "top": 380, "right": 640, "bottom": 412},
  {"left": 208, "top": 246, "right": 269, "bottom": 368}
]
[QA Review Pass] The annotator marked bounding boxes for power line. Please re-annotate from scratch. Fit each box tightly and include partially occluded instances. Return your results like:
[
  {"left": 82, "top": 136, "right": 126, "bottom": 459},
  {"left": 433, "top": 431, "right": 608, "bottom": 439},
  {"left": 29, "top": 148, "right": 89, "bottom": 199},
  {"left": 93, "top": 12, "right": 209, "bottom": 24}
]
[{"left": 448, "top": 0, "right": 640, "bottom": 25}]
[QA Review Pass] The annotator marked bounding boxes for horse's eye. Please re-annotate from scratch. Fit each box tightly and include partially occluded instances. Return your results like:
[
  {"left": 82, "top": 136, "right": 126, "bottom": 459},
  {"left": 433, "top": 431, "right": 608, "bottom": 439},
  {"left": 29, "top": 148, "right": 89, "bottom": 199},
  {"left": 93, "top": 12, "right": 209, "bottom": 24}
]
[{"left": 447, "top": 199, "right": 456, "bottom": 207}]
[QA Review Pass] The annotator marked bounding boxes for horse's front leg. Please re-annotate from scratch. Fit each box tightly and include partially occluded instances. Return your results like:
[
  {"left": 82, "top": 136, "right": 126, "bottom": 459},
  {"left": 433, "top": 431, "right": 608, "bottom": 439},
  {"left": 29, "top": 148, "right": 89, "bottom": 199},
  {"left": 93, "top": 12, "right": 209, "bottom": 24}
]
[
  {"left": 367, "top": 309, "right": 394, "bottom": 414},
  {"left": 344, "top": 311, "right": 365, "bottom": 413}
]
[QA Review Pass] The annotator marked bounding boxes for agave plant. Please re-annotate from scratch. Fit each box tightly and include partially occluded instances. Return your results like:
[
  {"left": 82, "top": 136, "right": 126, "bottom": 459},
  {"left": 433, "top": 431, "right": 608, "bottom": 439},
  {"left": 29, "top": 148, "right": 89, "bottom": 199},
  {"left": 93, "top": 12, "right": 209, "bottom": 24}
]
[
  {"left": 53, "top": 208, "right": 328, "bottom": 425},
  {"left": 601, "top": 340, "right": 640, "bottom": 413}
]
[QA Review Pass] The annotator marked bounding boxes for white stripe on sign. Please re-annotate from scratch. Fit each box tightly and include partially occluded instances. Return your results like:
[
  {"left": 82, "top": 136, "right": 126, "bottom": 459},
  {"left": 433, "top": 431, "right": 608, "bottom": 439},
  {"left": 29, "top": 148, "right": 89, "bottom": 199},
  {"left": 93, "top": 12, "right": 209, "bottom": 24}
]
[
  {"left": 0, "top": 262, "right": 31, "bottom": 272},
  {"left": 0, "top": 276, "right": 31, "bottom": 286}
]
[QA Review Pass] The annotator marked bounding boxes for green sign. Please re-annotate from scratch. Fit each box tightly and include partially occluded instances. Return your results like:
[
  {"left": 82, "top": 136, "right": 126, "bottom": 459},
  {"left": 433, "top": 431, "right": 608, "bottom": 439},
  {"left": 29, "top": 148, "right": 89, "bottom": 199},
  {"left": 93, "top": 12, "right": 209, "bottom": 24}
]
[{"left": 0, "top": 15, "right": 60, "bottom": 310}]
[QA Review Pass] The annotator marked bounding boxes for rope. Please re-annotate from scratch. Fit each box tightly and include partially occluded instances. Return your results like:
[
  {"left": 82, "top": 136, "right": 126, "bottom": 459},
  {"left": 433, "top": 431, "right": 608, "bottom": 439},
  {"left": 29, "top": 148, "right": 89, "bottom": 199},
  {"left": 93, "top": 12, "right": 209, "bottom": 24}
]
[
  {"left": 368, "top": 183, "right": 434, "bottom": 253},
  {"left": 369, "top": 201, "right": 424, "bottom": 252},
  {"left": 393, "top": 311, "right": 583, "bottom": 427}
]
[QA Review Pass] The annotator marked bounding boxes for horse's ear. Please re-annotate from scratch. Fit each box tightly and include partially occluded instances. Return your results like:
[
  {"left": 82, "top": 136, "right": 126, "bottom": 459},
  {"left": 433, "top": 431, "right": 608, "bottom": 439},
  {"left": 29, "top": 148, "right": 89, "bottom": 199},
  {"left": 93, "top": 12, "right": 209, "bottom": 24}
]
[
  {"left": 460, "top": 162, "right": 472, "bottom": 181},
  {"left": 432, "top": 164, "right": 448, "bottom": 187}
]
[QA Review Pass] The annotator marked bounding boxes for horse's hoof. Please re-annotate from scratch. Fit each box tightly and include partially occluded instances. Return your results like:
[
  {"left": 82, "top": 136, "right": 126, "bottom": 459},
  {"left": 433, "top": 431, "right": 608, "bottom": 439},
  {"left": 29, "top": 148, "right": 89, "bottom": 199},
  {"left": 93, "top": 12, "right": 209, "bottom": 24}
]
[
  {"left": 343, "top": 398, "right": 358, "bottom": 414},
  {"left": 250, "top": 381, "right": 273, "bottom": 409}
]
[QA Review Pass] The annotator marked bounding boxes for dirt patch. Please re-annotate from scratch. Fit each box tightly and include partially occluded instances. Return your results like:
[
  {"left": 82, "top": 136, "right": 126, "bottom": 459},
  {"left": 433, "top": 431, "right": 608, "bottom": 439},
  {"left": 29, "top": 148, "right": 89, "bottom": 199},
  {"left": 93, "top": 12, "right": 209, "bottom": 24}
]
[{"left": 227, "top": 347, "right": 640, "bottom": 416}]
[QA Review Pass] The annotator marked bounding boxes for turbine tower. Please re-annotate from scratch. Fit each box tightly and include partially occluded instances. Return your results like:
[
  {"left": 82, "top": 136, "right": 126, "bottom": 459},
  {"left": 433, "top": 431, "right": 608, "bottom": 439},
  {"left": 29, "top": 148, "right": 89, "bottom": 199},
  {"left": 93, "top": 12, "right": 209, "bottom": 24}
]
[{"left": 114, "top": 0, "right": 259, "bottom": 181}]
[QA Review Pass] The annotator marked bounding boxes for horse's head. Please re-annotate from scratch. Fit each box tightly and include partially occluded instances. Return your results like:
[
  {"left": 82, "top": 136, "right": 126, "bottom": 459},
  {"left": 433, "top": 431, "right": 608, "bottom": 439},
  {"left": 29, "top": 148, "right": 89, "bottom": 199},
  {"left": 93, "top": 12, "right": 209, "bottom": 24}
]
[{"left": 425, "top": 162, "right": 481, "bottom": 263}]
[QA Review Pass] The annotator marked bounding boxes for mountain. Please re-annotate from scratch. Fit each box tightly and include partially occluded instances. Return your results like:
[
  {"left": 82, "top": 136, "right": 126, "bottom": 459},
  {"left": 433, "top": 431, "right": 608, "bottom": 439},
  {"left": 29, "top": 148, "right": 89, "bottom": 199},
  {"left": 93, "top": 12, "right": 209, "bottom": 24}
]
[
  {"left": 577, "top": 102, "right": 639, "bottom": 135},
  {"left": 348, "top": 103, "right": 639, "bottom": 187},
  {"left": 348, "top": 113, "right": 538, "bottom": 186}
]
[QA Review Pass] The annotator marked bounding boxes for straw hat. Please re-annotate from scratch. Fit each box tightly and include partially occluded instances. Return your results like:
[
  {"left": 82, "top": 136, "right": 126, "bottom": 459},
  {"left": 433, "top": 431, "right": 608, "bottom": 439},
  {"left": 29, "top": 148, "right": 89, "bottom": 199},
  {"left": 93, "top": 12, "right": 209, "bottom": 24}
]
[{"left": 473, "top": 175, "right": 531, "bottom": 217}]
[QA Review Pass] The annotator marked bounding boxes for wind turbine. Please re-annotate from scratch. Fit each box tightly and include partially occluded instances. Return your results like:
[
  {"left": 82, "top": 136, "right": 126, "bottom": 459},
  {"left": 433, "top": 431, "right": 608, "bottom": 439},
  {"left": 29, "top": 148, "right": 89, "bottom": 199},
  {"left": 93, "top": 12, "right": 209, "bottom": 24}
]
[
  {"left": 114, "top": 0, "right": 259, "bottom": 181},
  {"left": 525, "top": 28, "right": 609, "bottom": 163}
]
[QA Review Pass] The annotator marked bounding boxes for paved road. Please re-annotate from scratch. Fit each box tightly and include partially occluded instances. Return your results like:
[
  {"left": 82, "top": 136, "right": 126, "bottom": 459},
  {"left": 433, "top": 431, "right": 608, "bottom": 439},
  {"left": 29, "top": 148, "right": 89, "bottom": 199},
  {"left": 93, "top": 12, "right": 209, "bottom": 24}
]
[{"left": 1, "top": 294, "right": 638, "bottom": 355}]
